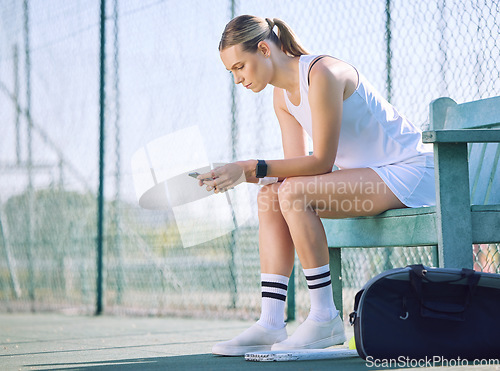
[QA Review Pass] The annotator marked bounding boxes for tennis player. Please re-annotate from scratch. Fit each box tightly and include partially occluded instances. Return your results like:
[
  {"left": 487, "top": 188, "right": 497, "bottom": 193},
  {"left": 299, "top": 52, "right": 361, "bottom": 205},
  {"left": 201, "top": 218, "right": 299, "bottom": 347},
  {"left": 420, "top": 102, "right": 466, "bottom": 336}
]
[{"left": 198, "top": 15, "right": 435, "bottom": 356}]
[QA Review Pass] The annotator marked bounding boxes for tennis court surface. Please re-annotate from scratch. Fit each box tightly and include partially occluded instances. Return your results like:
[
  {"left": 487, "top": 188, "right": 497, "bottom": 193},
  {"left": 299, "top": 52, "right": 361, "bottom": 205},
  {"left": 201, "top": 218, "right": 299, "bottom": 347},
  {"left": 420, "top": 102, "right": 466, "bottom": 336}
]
[{"left": 1, "top": 313, "right": 498, "bottom": 371}]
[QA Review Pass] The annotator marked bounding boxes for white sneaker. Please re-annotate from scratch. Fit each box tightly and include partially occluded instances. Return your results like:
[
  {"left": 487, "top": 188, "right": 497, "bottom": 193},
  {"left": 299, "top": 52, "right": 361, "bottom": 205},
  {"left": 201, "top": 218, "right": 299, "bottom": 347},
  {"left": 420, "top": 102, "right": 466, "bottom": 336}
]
[
  {"left": 212, "top": 322, "right": 287, "bottom": 356},
  {"left": 271, "top": 315, "right": 346, "bottom": 351}
]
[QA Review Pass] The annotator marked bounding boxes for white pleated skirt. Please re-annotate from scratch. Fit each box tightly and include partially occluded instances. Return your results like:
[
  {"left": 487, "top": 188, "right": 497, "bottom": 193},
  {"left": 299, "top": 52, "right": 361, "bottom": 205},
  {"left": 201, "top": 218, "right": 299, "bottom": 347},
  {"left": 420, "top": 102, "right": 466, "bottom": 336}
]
[{"left": 369, "top": 154, "right": 436, "bottom": 208}]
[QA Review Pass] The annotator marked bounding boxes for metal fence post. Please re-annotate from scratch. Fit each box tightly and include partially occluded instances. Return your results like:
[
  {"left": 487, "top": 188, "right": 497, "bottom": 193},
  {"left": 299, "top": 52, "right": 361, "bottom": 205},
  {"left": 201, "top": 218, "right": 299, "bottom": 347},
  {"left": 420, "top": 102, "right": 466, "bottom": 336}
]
[
  {"left": 226, "top": 0, "right": 239, "bottom": 309},
  {"left": 23, "top": 0, "right": 35, "bottom": 312},
  {"left": 96, "top": 0, "right": 106, "bottom": 316},
  {"left": 385, "top": 0, "right": 392, "bottom": 103}
]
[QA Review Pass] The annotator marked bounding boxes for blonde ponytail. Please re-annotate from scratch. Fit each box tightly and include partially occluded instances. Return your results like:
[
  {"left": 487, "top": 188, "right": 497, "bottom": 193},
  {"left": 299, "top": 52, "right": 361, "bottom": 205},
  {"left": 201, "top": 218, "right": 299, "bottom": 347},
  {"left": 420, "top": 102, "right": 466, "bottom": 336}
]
[
  {"left": 219, "top": 15, "right": 309, "bottom": 57},
  {"left": 269, "top": 18, "right": 309, "bottom": 57}
]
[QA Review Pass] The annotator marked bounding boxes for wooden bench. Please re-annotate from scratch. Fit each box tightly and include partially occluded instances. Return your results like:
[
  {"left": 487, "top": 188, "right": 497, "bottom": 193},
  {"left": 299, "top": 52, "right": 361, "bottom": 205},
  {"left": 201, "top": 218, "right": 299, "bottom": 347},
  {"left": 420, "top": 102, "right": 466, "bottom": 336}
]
[{"left": 322, "top": 95, "right": 500, "bottom": 318}]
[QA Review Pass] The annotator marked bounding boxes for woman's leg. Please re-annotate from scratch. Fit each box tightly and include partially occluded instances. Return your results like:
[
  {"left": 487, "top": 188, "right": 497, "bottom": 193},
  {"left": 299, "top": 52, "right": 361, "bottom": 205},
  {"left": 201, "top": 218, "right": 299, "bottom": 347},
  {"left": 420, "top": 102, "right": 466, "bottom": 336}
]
[
  {"left": 271, "top": 167, "right": 406, "bottom": 351},
  {"left": 277, "top": 167, "right": 405, "bottom": 269},
  {"left": 257, "top": 182, "right": 295, "bottom": 276},
  {"left": 213, "top": 168, "right": 406, "bottom": 354},
  {"left": 212, "top": 182, "right": 296, "bottom": 356},
  {"left": 255, "top": 183, "right": 295, "bottom": 330}
]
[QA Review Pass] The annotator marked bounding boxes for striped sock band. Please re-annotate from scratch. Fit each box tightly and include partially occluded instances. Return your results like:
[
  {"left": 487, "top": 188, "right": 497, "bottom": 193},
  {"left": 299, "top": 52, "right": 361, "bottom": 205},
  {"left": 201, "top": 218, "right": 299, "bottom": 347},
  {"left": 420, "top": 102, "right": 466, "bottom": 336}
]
[
  {"left": 306, "top": 270, "right": 332, "bottom": 290},
  {"left": 257, "top": 273, "right": 289, "bottom": 330},
  {"left": 303, "top": 264, "right": 338, "bottom": 322}
]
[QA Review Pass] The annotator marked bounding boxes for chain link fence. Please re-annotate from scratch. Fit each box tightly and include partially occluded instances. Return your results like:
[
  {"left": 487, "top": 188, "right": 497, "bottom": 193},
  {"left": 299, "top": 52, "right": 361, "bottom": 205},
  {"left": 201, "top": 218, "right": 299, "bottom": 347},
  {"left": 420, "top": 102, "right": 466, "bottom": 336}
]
[{"left": 0, "top": 0, "right": 499, "bottom": 320}]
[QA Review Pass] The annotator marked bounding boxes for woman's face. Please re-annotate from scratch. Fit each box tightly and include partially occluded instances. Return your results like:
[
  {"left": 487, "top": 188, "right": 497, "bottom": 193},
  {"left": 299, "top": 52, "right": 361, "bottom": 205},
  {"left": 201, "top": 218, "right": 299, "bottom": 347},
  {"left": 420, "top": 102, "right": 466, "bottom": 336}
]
[{"left": 220, "top": 42, "right": 272, "bottom": 93}]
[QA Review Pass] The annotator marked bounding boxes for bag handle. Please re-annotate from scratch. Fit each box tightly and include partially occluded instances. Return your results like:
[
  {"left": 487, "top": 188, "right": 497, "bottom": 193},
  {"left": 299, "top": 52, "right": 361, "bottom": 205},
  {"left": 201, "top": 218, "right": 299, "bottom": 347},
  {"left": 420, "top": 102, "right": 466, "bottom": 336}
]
[
  {"left": 349, "top": 289, "right": 364, "bottom": 326},
  {"left": 408, "top": 264, "right": 480, "bottom": 321}
]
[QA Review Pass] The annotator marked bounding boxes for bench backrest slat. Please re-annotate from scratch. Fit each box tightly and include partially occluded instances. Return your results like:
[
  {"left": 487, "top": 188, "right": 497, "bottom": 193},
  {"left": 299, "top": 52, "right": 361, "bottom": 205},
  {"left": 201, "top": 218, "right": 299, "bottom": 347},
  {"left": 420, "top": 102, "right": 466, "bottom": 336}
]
[{"left": 430, "top": 96, "right": 500, "bottom": 205}]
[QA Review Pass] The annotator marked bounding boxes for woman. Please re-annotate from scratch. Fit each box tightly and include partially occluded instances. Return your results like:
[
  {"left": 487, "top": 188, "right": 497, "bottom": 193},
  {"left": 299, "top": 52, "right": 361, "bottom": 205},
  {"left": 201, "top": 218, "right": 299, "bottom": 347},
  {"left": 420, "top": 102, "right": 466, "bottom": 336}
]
[{"left": 199, "top": 15, "right": 435, "bottom": 356}]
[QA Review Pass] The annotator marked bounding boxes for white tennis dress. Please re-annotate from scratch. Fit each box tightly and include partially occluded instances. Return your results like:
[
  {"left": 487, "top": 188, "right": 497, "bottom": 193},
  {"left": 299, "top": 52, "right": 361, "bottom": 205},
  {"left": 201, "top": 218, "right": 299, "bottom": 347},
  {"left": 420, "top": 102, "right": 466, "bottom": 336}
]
[{"left": 283, "top": 54, "right": 435, "bottom": 208}]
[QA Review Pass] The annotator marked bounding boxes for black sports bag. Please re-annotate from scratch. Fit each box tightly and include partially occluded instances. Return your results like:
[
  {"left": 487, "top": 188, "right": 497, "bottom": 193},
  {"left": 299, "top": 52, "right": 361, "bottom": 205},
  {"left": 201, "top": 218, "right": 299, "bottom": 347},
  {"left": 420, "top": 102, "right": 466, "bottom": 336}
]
[{"left": 349, "top": 264, "right": 500, "bottom": 361}]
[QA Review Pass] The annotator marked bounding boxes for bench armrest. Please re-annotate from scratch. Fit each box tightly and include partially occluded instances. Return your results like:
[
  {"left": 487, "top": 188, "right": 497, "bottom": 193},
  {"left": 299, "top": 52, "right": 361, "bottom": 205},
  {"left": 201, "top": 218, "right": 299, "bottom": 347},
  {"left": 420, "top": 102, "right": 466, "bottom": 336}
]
[{"left": 422, "top": 129, "right": 500, "bottom": 143}]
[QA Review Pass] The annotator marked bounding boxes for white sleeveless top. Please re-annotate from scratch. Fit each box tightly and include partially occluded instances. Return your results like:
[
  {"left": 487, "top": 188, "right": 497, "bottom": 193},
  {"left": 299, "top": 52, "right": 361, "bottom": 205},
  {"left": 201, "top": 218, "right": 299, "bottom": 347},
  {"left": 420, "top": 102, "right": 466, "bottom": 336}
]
[{"left": 283, "top": 55, "right": 433, "bottom": 169}]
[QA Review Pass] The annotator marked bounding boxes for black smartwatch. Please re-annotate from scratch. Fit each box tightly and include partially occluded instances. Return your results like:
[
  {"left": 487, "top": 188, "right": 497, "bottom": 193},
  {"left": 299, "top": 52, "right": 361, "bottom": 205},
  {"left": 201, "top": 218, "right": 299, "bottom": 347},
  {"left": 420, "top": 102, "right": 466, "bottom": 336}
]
[{"left": 255, "top": 159, "right": 268, "bottom": 178}]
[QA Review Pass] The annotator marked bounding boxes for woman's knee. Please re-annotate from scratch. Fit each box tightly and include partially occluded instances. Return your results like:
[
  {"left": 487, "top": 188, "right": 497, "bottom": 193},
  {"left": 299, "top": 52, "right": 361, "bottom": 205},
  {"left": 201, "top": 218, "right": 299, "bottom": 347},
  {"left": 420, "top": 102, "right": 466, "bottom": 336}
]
[{"left": 278, "top": 177, "right": 308, "bottom": 213}]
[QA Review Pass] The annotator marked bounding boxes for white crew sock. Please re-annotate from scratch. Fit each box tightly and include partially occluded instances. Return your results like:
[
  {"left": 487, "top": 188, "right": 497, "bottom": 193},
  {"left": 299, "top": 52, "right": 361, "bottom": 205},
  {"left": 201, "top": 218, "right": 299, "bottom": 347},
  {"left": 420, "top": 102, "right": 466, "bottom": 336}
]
[
  {"left": 256, "top": 273, "right": 289, "bottom": 330},
  {"left": 303, "top": 264, "right": 338, "bottom": 322}
]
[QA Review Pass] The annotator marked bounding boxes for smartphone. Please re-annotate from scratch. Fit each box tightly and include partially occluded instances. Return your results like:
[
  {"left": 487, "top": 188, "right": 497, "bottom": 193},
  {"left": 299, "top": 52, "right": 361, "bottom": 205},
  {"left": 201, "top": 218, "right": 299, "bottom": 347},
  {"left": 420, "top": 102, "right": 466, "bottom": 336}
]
[{"left": 189, "top": 172, "right": 212, "bottom": 182}]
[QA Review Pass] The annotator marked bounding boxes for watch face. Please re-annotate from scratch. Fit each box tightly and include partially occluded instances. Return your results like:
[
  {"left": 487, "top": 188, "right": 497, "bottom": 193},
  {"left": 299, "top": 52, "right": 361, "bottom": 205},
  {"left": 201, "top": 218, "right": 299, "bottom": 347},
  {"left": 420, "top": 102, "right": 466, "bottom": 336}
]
[{"left": 256, "top": 160, "right": 267, "bottom": 178}]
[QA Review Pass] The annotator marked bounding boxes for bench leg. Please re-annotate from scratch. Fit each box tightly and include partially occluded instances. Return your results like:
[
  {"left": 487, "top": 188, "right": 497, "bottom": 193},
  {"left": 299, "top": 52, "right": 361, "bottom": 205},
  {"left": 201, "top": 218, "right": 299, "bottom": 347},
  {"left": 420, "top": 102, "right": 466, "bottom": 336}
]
[
  {"left": 434, "top": 142, "right": 473, "bottom": 269},
  {"left": 329, "top": 247, "right": 343, "bottom": 319}
]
